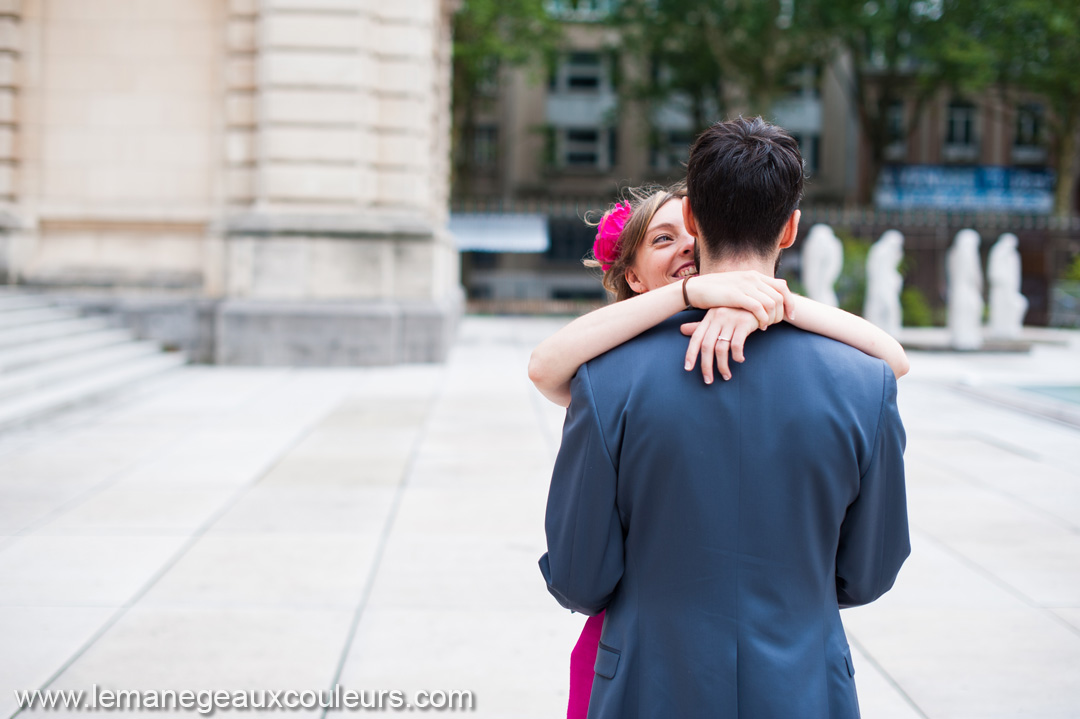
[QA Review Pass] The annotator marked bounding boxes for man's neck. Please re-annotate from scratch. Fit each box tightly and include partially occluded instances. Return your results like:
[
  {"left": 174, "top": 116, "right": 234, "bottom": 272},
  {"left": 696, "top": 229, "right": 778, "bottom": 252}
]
[{"left": 699, "top": 254, "right": 776, "bottom": 277}]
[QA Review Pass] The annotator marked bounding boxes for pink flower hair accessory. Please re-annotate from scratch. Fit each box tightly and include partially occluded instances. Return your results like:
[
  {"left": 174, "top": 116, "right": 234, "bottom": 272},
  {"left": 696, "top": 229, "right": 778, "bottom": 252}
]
[{"left": 593, "top": 202, "right": 632, "bottom": 271}]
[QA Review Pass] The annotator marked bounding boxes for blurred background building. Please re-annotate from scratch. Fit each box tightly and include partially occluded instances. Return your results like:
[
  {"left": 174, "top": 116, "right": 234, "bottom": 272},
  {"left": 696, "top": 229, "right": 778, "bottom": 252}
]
[
  {"left": 451, "top": 0, "right": 1080, "bottom": 327},
  {"left": 0, "top": 0, "right": 461, "bottom": 364}
]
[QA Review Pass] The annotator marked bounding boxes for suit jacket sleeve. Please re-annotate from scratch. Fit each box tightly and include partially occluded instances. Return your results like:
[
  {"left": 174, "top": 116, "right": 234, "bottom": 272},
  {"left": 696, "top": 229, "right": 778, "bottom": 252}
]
[
  {"left": 836, "top": 362, "right": 910, "bottom": 608},
  {"left": 538, "top": 362, "right": 624, "bottom": 616}
]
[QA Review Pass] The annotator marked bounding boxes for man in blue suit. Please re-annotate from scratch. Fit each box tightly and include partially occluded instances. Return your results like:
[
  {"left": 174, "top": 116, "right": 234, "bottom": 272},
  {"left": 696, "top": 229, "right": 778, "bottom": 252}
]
[{"left": 540, "top": 117, "right": 909, "bottom": 718}]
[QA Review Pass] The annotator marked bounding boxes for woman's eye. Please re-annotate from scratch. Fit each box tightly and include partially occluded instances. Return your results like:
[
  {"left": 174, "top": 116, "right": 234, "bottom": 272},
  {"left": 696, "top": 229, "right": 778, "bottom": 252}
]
[{"left": 652, "top": 234, "right": 673, "bottom": 245}]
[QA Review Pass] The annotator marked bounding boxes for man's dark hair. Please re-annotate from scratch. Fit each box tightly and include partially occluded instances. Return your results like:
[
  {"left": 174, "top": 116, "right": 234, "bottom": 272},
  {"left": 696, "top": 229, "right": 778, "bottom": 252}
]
[{"left": 686, "top": 116, "right": 804, "bottom": 262}]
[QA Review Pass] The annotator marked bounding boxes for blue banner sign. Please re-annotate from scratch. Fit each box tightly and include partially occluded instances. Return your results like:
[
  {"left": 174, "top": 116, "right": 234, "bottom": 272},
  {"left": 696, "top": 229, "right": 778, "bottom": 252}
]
[{"left": 875, "top": 165, "right": 1054, "bottom": 212}]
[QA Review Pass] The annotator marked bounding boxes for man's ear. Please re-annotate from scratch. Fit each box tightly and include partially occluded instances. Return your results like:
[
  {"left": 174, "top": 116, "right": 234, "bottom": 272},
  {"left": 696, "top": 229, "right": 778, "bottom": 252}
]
[
  {"left": 682, "top": 196, "right": 699, "bottom": 238},
  {"left": 778, "top": 209, "right": 801, "bottom": 249},
  {"left": 624, "top": 266, "right": 647, "bottom": 295}
]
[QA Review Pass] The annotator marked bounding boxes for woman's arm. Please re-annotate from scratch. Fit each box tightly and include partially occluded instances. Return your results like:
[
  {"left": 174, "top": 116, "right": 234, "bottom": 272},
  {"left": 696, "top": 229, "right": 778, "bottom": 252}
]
[
  {"left": 787, "top": 295, "right": 909, "bottom": 378},
  {"left": 528, "top": 272, "right": 794, "bottom": 407},
  {"left": 682, "top": 297, "right": 909, "bottom": 384}
]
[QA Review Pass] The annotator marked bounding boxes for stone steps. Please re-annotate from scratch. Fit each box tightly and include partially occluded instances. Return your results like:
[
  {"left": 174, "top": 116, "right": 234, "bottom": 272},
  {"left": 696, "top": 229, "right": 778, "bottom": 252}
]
[
  {"left": 0, "top": 293, "right": 55, "bottom": 313},
  {"left": 0, "top": 290, "right": 187, "bottom": 430},
  {"left": 0, "top": 328, "right": 143, "bottom": 374},
  {"left": 0, "top": 306, "right": 79, "bottom": 329},
  {"left": 0, "top": 341, "right": 168, "bottom": 400},
  {"left": 0, "top": 315, "right": 112, "bottom": 350}
]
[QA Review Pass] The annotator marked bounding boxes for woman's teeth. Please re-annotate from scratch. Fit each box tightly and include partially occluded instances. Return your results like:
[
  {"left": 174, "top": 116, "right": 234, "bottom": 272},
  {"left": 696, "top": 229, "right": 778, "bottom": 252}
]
[{"left": 676, "top": 267, "right": 698, "bottom": 278}]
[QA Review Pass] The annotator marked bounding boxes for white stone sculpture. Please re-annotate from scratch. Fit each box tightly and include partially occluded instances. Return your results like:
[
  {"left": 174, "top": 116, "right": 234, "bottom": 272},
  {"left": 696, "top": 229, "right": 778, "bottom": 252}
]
[
  {"left": 801, "top": 224, "right": 843, "bottom": 307},
  {"left": 864, "top": 230, "right": 905, "bottom": 337},
  {"left": 987, "top": 233, "right": 1028, "bottom": 339},
  {"left": 947, "top": 229, "right": 985, "bottom": 350}
]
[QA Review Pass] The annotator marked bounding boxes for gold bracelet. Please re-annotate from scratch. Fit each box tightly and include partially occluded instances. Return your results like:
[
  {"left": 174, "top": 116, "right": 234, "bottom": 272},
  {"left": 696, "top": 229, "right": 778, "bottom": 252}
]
[{"left": 682, "top": 276, "right": 693, "bottom": 309}]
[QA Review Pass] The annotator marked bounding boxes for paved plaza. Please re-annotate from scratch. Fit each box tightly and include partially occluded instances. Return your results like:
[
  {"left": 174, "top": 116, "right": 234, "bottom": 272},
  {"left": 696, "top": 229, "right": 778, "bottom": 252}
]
[{"left": 2, "top": 317, "right": 1080, "bottom": 718}]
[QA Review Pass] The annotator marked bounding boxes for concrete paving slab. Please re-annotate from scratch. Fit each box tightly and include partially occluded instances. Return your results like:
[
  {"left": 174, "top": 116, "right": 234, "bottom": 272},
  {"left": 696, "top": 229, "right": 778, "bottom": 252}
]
[
  {"left": 257, "top": 456, "right": 411, "bottom": 487},
  {"left": 406, "top": 453, "right": 555, "bottom": 491},
  {"left": 139, "top": 533, "right": 380, "bottom": 611},
  {"left": 0, "top": 607, "right": 115, "bottom": 719},
  {"left": 390, "top": 486, "right": 549, "bottom": 538},
  {"left": 209, "top": 486, "right": 399, "bottom": 536},
  {"left": 334, "top": 608, "right": 578, "bottom": 719},
  {"left": 946, "top": 532, "right": 1080, "bottom": 607},
  {"left": 23, "top": 607, "right": 355, "bottom": 718},
  {"left": 365, "top": 534, "right": 552, "bottom": 613},
  {"left": 847, "top": 642, "right": 924, "bottom": 719},
  {"left": 0, "top": 451, "right": 129, "bottom": 501},
  {"left": 908, "top": 470, "right": 1071, "bottom": 544},
  {"left": 31, "top": 484, "right": 235, "bottom": 536},
  {"left": 913, "top": 443, "right": 1080, "bottom": 530},
  {"left": 869, "top": 533, "right": 1028, "bottom": 610},
  {"left": 0, "top": 534, "right": 189, "bottom": 608},
  {"left": 845, "top": 606, "right": 1080, "bottom": 719},
  {"left": 1051, "top": 608, "right": 1080, "bottom": 633}
]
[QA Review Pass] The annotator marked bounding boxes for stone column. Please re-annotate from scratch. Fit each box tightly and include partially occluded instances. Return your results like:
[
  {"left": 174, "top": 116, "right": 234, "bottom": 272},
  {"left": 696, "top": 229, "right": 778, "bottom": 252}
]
[
  {"left": 0, "top": 0, "right": 20, "bottom": 281},
  {"left": 218, "top": 0, "right": 462, "bottom": 365}
]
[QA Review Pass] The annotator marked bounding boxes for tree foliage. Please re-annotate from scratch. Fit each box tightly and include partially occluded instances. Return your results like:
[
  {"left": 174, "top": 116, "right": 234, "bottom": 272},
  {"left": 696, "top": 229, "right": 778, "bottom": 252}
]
[
  {"left": 936, "top": 0, "right": 1080, "bottom": 215},
  {"left": 810, "top": 0, "right": 957, "bottom": 204},
  {"left": 611, "top": 0, "right": 820, "bottom": 136}
]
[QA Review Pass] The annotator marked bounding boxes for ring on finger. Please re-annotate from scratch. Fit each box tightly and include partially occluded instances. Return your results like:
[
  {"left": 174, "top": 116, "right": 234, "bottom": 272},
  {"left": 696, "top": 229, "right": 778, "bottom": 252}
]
[{"left": 716, "top": 336, "right": 732, "bottom": 343}]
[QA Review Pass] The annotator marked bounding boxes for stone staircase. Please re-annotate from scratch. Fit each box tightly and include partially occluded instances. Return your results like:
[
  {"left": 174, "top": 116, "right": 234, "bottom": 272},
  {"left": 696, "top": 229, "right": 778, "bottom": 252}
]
[{"left": 0, "top": 290, "right": 187, "bottom": 430}]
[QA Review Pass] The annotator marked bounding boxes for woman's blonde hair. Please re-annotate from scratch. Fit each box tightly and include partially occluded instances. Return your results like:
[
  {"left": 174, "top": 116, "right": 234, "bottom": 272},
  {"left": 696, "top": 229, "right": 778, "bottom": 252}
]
[{"left": 585, "top": 182, "right": 688, "bottom": 302}]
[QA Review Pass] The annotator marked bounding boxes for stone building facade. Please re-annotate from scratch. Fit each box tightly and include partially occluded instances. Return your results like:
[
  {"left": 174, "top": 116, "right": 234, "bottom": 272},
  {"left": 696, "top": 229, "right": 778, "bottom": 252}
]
[{"left": 0, "top": 0, "right": 462, "bottom": 365}]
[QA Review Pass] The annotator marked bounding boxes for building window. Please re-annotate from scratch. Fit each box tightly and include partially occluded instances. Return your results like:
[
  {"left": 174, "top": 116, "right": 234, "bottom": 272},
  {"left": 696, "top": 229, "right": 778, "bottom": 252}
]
[
  {"left": 651, "top": 129, "right": 694, "bottom": 172},
  {"left": 782, "top": 64, "right": 821, "bottom": 99},
  {"left": 550, "top": 52, "right": 607, "bottom": 93},
  {"left": 545, "top": 0, "right": 614, "bottom": 21},
  {"left": 1015, "top": 104, "right": 1043, "bottom": 146},
  {"left": 556, "top": 126, "right": 616, "bottom": 170},
  {"left": 944, "top": 101, "right": 978, "bottom": 162},
  {"left": 884, "top": 101, "right": 906, "bottom": 162},
  {"left": 565, "top": 128, "right": 600, "bottom": 166},
  {"left": 472, "top": 125, "right": 498, "bottom": 168},
  {"left": 789, "top": 133, "right": 820, "bottom": 175},
  {"left": 1013, "top": 103, "right": 1047, "bottom": 165},
  {"left": 946, "top": 102, "right": 976, "bottom": 145},
  {"left": 476, "top": 58, "right": 499, "bottom": 97}
]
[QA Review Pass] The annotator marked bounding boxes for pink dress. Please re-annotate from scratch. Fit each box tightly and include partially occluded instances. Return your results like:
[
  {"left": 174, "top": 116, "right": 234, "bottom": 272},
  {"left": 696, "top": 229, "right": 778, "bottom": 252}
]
[{"left": 567, "top": 611, "right": 604, "bottom": 719}]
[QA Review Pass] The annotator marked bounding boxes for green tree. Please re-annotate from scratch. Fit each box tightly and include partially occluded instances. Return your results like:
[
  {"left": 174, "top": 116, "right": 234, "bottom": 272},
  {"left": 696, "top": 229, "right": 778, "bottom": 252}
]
[
  {"left": 811, "top": 0, "right": 954, "bottom": 205},
  {"left": 451, "top": 0, "right": 561, "bottom": 196},
  {"left": 612, "top": 0, "right": 819, "bottom": 140},
  {"left": 936, "top": 0, "right": 1080, "bottom": 216}
]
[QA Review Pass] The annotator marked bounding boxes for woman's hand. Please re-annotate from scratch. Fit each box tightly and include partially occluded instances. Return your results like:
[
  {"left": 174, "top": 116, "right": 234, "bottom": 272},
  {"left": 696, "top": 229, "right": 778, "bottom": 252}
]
[
  {"left": 685, "top": 271, "right": 795, "bottom": 329},
  {"left": 681, "top": 308, "right": 767, "bottom": 384}
]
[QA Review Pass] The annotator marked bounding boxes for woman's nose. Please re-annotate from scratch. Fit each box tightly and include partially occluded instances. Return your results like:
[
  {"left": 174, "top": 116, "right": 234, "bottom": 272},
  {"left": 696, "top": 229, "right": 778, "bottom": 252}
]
[{"left": 680, "top": 235, "right": 695, "bottom": 254}]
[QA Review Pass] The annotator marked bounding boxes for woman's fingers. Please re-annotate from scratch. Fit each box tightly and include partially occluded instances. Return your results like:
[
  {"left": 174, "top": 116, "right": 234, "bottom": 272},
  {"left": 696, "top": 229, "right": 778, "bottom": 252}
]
[
  {"left": 759, "top": 285, "right": 786, "bottom": 326},
  {"left": 767, "top": 277, "right": 797, "bottom": 321},
  {"left": 729, "top": 320, "right": 754, "bottom": 364},
  {"left": 684, "top": 317, "right": 711, "bottom": 370},
  {"left": 680, "top": 321, "right": 701, "bottom": 337},
  {"left": 745, "top": 288, "right": 778, "bottom": 329},
  {"left": 715, "top": 330, "right": 732, "bottom": 381},
  {"left": 740, "top": 292, "right": 771, "bottom": 328},
  {"left": 770, "top": 290, "right": 786, "bottom": 325},
  {"left": 698, "top": 316, "right": 720, "bottom": 384}
]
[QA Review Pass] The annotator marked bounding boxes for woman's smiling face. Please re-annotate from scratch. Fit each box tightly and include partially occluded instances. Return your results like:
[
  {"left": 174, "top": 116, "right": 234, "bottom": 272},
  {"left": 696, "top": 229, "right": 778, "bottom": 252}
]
[{"left": 624, "top": 197, "right": 697, "bottom": 294}]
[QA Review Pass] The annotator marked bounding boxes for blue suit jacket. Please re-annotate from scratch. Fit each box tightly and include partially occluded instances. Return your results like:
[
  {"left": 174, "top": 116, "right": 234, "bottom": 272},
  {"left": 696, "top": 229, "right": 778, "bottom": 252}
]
[{"left": 540, "top": 314, "right": 909, "bottom": 718}]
